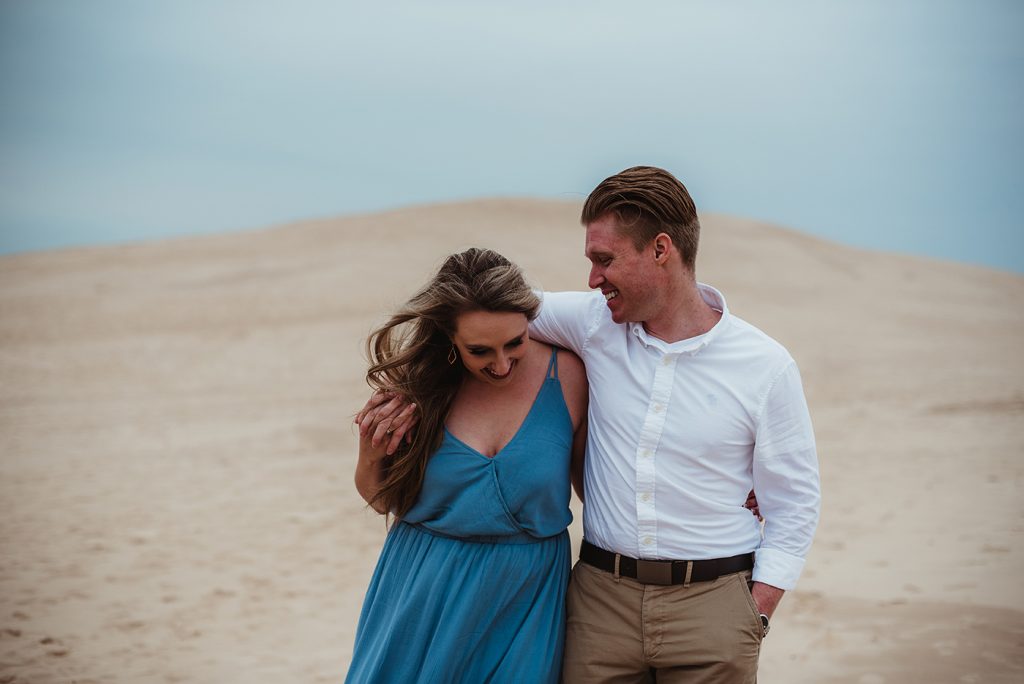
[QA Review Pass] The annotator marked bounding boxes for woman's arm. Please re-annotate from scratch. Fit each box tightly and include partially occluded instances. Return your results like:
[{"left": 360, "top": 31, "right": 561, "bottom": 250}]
[
  {"left": 353, "top": 394, "right": 417, "bottom": 514},
  {"left": 355, "top": 437, "right": 389, "bottom": 514},
  {"left": 571, "top": 413, "right": 587, "bottom": 503},
  {"left": 555, "top": 348, "right": 589, "bottom": 504}
]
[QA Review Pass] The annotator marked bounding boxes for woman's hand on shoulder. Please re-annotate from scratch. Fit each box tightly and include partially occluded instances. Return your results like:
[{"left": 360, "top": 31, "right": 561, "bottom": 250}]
[{"left": 355, "top": 390, "right": 419, "bottom": 458}]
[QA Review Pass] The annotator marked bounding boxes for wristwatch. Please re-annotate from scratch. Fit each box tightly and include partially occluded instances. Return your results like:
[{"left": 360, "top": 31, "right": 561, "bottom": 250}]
[{"left": 759, "top": 613, "right": 770, "bottom": 638}]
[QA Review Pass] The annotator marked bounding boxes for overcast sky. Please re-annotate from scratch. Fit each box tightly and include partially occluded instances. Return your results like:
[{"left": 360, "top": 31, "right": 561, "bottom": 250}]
[{"left": 1, "top": 1, "right": 1021, "bottom": 271}]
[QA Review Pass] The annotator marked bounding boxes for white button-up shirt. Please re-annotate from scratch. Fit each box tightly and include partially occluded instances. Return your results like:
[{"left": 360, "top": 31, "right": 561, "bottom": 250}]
[{"left": 531, "top": 285, "right": 820, "bottom": 590}]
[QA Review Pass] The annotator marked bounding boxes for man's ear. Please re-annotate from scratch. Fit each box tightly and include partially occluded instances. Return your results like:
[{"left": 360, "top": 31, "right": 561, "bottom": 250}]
[{"left": 653, "top": 233, "right": 673, "bottom": 263}]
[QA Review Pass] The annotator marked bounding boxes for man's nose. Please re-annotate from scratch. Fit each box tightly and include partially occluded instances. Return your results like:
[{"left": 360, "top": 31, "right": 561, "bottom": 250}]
[{"left": 588, "top": 265, "right": 603, "bottom": 290}]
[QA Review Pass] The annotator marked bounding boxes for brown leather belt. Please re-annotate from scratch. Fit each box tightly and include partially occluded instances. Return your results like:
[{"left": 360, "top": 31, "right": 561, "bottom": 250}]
[{"left": 580, "top": 540, "right": 753, "bottom": 586}]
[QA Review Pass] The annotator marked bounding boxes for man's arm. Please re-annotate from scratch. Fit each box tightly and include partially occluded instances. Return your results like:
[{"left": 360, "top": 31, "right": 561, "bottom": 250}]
[
  {"left": 750, "top": 582, "right": 786, "bottom": 621},
  {"left": 529, "top": 291, "right": 599, "bottom": 354},
  {"left": 750, "top": 360, "right": 821, "bottom": 616}
]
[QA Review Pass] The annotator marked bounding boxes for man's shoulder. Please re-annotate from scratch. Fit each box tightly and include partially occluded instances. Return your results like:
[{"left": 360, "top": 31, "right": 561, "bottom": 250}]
[
  {"left": 698, "top": 282, "right": 793, "bottom": 367},
  {"left": 721, "top": 312, "right": 795, "bottom": 367},
  {"left": 537, "top": 290, "right": 610, "bottom": 329},
  {"left": 539, "top": 289, "right": 605, "bottom": 309}
]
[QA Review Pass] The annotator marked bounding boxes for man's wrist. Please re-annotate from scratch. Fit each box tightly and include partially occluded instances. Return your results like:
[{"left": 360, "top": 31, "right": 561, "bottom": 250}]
[{"left": 749, "top": 581, "right": 785, "bottom": 619}]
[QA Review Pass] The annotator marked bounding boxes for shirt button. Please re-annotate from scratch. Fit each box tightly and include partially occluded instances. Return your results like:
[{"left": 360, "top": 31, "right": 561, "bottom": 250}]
[
  {"left": 641, "top": 449, "right": 651, "bottom": 457},
  {"left": 653, "top": 404, "right": 664, "bottom": 413},
  {"left": 662, "top": 356, "right": 672, "bottom": 366},
  {"left": 641, "top": 493, "right": 651, "bottom": 502},
  {"left": 642, "top": 536, "right": 653, "bottom": 546}
]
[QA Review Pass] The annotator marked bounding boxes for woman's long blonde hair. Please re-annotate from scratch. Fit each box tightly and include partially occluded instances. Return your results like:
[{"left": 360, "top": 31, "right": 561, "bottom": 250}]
[{"left": 365, "top": 248, "right": 540, "bottom": 517}]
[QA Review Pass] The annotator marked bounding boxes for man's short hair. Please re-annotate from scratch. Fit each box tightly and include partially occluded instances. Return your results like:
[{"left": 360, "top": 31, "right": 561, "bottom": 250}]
[{"left": 581, "top": 166, "right": 701, "bottom": 271}]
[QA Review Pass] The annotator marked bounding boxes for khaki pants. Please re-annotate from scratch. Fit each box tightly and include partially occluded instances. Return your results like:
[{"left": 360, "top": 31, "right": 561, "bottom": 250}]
[{"left": 563, "top": 561, "right": 763, "bottom": 683}]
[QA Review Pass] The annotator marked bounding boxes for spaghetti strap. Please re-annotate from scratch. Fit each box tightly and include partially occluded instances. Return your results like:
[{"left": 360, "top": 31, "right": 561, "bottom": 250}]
[{"left": 545, "top": 346, "right": 559, "bottom": 379}]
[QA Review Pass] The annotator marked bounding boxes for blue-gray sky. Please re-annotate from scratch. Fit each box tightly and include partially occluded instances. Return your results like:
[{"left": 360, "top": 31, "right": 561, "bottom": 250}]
[{"left": 1, "top": 1, "right": 1022, "bottom": 271}]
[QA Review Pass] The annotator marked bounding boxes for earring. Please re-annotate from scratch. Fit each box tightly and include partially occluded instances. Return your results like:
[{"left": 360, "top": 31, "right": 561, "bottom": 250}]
[{"left": 447, "top": 345, "right": 458, "bottom": 365}]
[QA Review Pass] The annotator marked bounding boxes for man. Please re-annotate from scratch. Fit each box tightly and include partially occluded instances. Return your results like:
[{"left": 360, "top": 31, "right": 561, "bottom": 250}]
[{"left": 528, "top": 166, "right": 820, "bottom": 682}]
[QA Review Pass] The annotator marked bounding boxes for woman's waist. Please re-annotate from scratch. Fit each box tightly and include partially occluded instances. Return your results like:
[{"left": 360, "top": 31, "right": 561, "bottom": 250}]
[{"left": 399, "top": 520, "right": 569, "bottom": 545}]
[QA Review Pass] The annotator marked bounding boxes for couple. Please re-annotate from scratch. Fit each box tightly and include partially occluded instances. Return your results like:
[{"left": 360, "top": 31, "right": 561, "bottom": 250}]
[{"left": 347, "top": 166, "right": 821, "bottom": 683}]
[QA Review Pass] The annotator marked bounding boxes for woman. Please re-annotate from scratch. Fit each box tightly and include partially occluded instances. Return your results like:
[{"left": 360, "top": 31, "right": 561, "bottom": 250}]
[{"left": 346, "top": 248, "right": 588, "bottom": 683}]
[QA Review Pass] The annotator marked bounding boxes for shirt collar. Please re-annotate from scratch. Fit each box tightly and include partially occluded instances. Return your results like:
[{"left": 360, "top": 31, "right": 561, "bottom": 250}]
[{"left": 629, "top": 283, "right": 730, "bottom": 355}]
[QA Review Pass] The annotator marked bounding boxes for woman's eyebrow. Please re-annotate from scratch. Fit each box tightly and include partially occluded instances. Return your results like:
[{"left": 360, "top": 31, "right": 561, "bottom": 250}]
[{"left": 466, "top": 333, "right": 526, "bottom": 350}]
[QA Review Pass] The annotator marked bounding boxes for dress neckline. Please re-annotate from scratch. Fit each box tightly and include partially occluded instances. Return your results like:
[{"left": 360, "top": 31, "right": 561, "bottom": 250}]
[{"left": 444, "top": 369, "right": 557, "bottom": 460}]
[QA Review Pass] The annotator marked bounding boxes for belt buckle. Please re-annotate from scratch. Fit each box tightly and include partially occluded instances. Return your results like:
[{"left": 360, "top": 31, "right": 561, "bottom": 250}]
[{"left": 635, "top": 559, "right": 673, "bottom": 585}]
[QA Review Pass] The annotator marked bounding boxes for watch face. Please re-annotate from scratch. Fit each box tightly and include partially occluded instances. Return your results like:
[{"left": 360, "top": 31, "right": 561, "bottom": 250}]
[{"left": 760, "top": 614, "right": 770, "bottom": 635}]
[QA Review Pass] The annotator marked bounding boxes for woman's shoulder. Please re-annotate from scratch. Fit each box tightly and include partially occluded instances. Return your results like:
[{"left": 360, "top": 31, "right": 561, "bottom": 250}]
[
  {"left": 528, "top": 340, "right": 584, "bottom": 376},
  {"left": 530, "top": 341, "right": 587, "bottom": 422},
  {"left": 554, "top": 347, "right": 585, "bottom": 382}
]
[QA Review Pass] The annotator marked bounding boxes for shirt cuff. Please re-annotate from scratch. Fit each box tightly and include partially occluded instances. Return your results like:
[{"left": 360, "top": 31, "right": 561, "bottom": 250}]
[{"left": 752, "top": 547, "right": 806, "bottom": 591}]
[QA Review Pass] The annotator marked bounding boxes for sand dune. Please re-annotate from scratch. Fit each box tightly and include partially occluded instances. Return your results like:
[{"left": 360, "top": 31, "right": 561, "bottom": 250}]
[{"left": 1, "top": 199, "right": 1022, "bottom": 682}]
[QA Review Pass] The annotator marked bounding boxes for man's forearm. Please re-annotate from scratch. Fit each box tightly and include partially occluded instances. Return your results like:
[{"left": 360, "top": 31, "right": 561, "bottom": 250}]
[{"left": 750, "top": 582, "right": 784, "bottom": 618}]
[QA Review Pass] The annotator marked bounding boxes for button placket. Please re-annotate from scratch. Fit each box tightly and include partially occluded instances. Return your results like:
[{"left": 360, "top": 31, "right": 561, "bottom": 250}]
[{"left": 634, "top": 353, "right": 678, "bottom": 556}]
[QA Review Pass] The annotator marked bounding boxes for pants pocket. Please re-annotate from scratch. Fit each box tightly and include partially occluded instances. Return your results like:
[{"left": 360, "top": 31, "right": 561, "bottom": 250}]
[{"left": 735, "top": 572, "right": 764, "bottom": 642}]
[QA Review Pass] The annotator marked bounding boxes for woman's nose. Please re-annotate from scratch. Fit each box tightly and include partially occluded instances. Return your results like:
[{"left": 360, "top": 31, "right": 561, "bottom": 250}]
[{"left": 492, "top": 352, "right": 512, "bottom": 374}]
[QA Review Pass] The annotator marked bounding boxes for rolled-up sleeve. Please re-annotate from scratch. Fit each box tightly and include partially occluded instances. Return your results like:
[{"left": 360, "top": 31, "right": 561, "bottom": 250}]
[{"left": 751, "top": 360, "right": 821, "bottom": 590}]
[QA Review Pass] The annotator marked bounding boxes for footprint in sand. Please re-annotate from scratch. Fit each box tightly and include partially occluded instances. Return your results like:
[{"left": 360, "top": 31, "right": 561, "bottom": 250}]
[
  {"left": 39, "top": 636, "right": 69, "bottom": 657},
  {"left": 980, "top": 543, "right": 1010, "bottom": 554},
  {"left": 115, "top": 620, "right": 145, "bottom": 632}
]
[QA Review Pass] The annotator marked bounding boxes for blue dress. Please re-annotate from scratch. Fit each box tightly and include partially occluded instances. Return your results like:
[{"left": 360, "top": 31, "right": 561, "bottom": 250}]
[{"left": 346, "top": 349, "right": 573, "bottom": 683}]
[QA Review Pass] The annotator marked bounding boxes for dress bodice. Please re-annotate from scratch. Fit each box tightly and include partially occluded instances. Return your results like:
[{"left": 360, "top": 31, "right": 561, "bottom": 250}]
[{"left": 402, "top": 353, "right": 573, "bottom": 542}]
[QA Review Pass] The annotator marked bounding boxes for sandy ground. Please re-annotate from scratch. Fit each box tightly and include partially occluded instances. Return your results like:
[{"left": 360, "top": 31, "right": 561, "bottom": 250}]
[{"left": 1, "top": 199, "right": 1022, "bottom": 683}]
